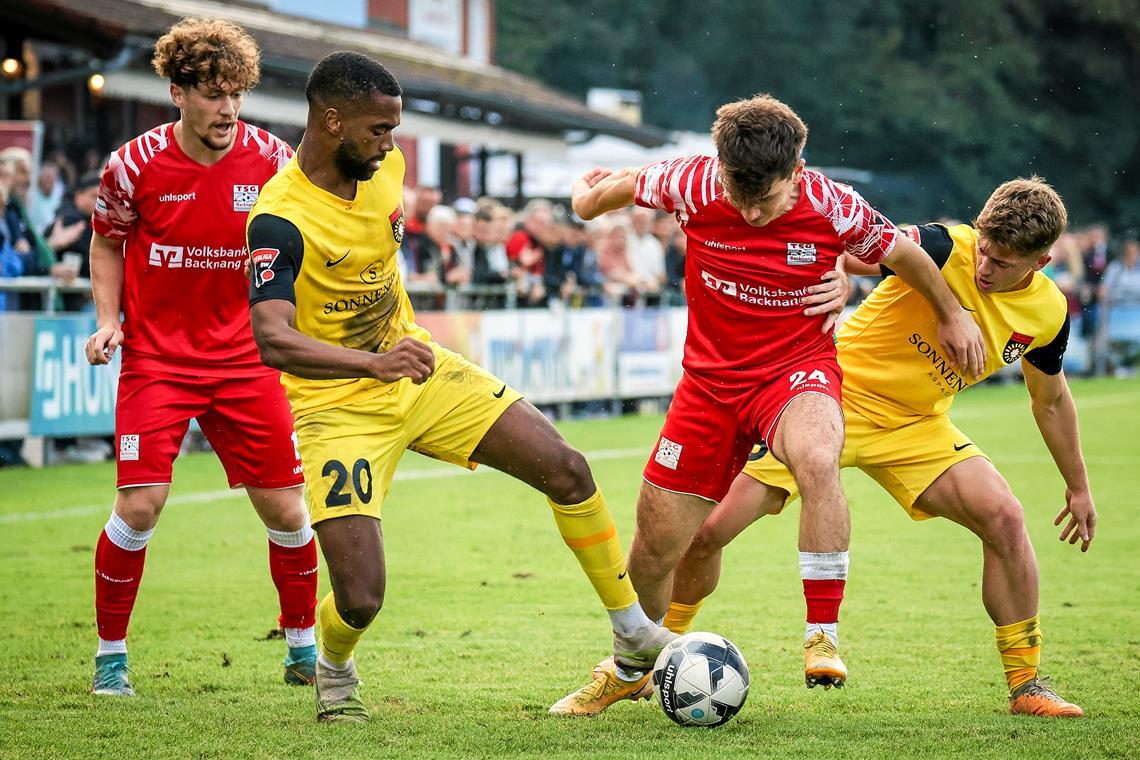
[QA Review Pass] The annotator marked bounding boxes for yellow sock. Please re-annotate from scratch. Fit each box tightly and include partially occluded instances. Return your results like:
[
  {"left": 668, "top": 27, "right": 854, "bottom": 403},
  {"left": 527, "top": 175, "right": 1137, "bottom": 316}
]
[
  {"left": 548, "top": 487, "right": 637, "bottom": 611},
  {"left": 663, "top": 600, "right": 703, "bottom": 634},
  {"left": 318, "top": 591, "right": 367, "bottom": 665},
  {"left": 994, "top": 614, "right": 1042, "bottom": 693}
]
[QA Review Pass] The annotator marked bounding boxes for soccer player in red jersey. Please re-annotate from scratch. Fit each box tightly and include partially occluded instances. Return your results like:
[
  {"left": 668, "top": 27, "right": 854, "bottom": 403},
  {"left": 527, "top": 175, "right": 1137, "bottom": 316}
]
[
  {"left": 550, "top": 95, "right": 986, "bottom": 715},
  {"left": 83, "top": 18, "right": 317, "bottom": 696}
]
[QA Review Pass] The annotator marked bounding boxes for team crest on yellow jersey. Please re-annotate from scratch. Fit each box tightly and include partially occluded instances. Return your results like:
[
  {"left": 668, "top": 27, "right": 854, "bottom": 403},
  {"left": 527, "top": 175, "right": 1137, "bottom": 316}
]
[
  {"left": 389, "top": 206, "right": 405, "bottom": 244},
  {"left": 1002, "top": 331, "right": 1034, "bottom": 363}
]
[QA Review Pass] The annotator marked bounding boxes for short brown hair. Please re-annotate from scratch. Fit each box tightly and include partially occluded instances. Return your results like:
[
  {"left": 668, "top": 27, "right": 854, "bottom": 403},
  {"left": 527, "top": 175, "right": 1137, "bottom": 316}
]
[
  {"left": 974, "top": 177, "right": 1067, "bottom": 256},
  {"left": 152, "top": 18, "right": 261, "bottom": 91},
  {"left": 712, "top": 94, "right": 808, "bottom": 203}
]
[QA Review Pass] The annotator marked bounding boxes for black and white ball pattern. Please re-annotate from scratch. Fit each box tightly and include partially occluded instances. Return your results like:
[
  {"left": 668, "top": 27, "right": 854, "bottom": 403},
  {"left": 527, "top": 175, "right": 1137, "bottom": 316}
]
[{"left": 652, "top": 631, "right": 750, "bottom": 727}]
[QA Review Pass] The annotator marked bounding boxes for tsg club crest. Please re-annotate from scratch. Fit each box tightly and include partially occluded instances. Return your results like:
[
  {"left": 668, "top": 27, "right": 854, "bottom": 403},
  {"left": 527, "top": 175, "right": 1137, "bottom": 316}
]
[
  {"left": 389, "top": 206, "right": 405, "bottom": 244},
  {"left": 233, "top": 184, "right": 260, "bottom": 212},
  {"left": 1002, "top": 331, "right": 1034, "bottom": 363}
]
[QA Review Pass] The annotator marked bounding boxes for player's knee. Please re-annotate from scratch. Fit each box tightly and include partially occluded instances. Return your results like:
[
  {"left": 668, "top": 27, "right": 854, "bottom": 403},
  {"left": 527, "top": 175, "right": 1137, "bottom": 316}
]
[
  {"left": 544, "top": 446, "right": 595, "bottom": 505},
  {"left": 979, "top": 498, "right": 1028, "bottom": 549},
  {"left": 338, "top": 588, "right": 384, "bottom": 629},
  {"left": 686, "top": 526, "right": 724, "bottom": 561},
  {"left": 114, "top": 489, "right": 166, "bottom": 531},
  {"left": 785, "top": 446, "right": 839, "bottom": 484}
]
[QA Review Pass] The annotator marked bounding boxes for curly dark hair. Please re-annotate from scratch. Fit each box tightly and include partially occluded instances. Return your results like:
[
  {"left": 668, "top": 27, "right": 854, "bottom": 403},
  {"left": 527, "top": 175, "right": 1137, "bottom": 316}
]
[{"left": 152, "top": 17, "right": 261, "bottom": 91}]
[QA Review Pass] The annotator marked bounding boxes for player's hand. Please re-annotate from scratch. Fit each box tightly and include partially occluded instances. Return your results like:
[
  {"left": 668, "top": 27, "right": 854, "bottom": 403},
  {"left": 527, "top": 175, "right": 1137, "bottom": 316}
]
[
  {"left": 243, "top": 256, "right": 252, "bottom": 280},
  {"left": 373, "top": 337, "right": 435, "bottom": 384},
  {"left": 578, "top": 167, "right": 614, "bottom": 189},
  {"left": 937, "top": 308, "right": 986, "bottom": 380},
  {"left": 85, "top": 324, "right": 124, "bottom": 365},
  {"left": 1054, "top": 487, "right": 1096, "bottom": 552},
  {"left": 802, "top": 269, "right": 851, "bottom": 333}
]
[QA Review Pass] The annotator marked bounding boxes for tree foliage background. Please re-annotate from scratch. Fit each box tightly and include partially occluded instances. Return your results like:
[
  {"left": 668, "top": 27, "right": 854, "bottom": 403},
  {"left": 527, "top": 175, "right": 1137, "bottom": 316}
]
[{"left": 496, "top": 0, "right": 1140, "bottom": 231}]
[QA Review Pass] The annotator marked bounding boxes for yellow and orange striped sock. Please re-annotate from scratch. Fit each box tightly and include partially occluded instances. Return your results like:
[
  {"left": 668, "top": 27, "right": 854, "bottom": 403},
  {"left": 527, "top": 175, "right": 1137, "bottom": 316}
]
[
  {"left": 994, "top": 614, "right": 1042, "bottom": 693},
  {"left": 318, "top": 591, "right": 367, "bottom": 665},
  {"left": 663, "top": 600, "right": 703, "bottom": 634},
  {"left": 548, "top": 488, "right": 637, "bottom": 611}
]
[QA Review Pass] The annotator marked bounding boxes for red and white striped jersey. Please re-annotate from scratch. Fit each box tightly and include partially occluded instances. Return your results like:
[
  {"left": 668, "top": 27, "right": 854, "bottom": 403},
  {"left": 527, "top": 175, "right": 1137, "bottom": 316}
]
[
  {"left": 93, "top": 121, "right": 293, "bottom": 375},
  {"left": 635, "top": 155, "right": 898, "bottom": 388}
]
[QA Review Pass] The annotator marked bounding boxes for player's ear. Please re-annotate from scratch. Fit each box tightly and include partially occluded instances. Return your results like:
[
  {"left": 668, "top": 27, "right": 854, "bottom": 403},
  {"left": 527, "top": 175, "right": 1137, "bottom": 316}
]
[
  {"left": 323, "top": 107, "right": 344, "bottom": 138},
  {"left": 169, "top": 84, "right": 187, "bottom": 109},
  {"left": 1034, "top": 252, "right": 1052, "bottom": 271}
]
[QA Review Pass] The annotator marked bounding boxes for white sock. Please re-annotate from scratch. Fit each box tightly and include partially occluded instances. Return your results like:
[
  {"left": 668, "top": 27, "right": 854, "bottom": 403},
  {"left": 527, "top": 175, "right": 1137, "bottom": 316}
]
[
  {"left": 317, "top": 652, "right": 352, "bottom": 672},
  {"left": 285, "top": 627, "right": 317, "bottom": 649},
  {"left": 105, "top": 512, "right": 154, "bottom": 551},
  {"left": 799, "top": 551, "right": 849, "bottom": 580},
  {"left": 266, "top": 523, "right": 314, "bottom": 548},
  {"left": 806, "top": 622, "right": 839, "bottom": 647},
  {"left": 608, "top": 601, "right": 655, "bottom": 639},
  {"left": 97, "top": 638, "right": 127, "bottom": 657}
]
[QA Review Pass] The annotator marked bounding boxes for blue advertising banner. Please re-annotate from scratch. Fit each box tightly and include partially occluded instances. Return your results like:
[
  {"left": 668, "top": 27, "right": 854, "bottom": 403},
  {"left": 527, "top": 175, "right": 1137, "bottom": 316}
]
[{"left": 30, "top": 316, "right": 120, "bottom": 436}]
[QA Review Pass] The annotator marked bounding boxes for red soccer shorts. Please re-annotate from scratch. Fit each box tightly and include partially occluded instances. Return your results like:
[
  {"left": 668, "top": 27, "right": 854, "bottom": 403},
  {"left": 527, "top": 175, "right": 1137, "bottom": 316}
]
[
  {"left": 114, "top": 368, "right": 304, "bottom": 490},
  {"left": 643, "top": 356, "right": 843, "bottom": 502}
]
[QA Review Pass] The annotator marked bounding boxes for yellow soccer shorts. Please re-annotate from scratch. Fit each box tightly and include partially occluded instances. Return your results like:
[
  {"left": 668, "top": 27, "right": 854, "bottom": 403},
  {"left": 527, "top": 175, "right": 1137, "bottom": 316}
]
[
  {"left": 294, "top": 343, "right": 523, "bottom": 524},
  {"left": 741, "top": 406, "right": 989, "bottom": 520}
]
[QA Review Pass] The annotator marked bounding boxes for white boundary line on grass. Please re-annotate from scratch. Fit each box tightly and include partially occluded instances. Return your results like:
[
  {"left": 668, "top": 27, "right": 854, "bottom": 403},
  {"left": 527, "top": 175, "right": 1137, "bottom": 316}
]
[
  {"left": 0, "top": 446, "right": 650, "bottom": 524},
  {"left": 3, "top": 390, "right": 1134, "bottom": 525}
]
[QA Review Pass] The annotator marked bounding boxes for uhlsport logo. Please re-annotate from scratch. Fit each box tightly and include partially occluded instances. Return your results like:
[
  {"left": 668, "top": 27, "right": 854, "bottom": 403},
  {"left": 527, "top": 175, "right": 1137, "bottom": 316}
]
[
  {"left": 1002, "top": 332, "right": 1034, "bottom": 363},
  {"left": 149, "top": 242, "right": 184, "bottom": 268},
  {"left": 233, "top": 184, "right": 259, "bottom": 212},
  {"left": 786, "top": 242, "right": 817, "bottom": 265}
]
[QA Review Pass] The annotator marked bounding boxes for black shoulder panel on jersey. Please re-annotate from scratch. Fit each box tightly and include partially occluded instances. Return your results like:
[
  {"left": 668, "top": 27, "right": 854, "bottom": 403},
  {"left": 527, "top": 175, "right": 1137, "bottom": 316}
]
[
  {"left": 248, "top": 213, "right": 304, "bottom": 306},
  {"left": 880, "top": 223, "right": 955, "bottom": 277},
  {"left": 1024, "top": 313, "right": 1070, "bottom": 376}
]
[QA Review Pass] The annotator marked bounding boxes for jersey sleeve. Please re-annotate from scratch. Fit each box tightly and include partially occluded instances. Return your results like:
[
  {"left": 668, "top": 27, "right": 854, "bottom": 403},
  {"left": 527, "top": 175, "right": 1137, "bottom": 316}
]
[
  {"left": 248, "top": 213, "right": 305, "bottom": 305},
  {"left": 803, "top": 171, "right": 898, "bottom": 264},
  {"left": 635, "top": 155, "right": 720, "bottom": 218},
  {"left": 1023, "top": 313, "right": 1070, "bottom": 375},
  {"left": 880, "top": 223, "right": 954, "bottom": 276},
  {"left": 91, "top": 147, "right": 138, "bottom": 240}
]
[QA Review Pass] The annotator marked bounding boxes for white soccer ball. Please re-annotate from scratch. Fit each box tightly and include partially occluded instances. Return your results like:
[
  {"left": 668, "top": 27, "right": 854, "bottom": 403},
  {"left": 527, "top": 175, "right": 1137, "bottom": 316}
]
[{"left": 652, "top": 631, "right": 749, "bottom": 727}]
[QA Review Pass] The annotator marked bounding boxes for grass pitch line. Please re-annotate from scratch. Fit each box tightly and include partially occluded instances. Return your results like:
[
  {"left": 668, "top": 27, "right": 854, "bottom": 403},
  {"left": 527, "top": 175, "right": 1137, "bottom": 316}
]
[{"left": 0, "top": 446, "right": 649, "bottom": 524}]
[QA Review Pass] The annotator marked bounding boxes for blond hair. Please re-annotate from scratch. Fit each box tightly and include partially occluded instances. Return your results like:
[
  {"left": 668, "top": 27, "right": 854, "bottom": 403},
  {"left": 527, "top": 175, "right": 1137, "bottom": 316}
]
[
  {"left": 152, "top": 17, "right": 260, "bottom": 91},
  {"left": 974, "top": 177, "right": 1068, "bottom": 256}
]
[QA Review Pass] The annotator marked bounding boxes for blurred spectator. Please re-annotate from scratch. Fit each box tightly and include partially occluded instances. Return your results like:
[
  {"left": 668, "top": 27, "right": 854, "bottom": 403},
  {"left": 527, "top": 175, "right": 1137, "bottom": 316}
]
[
  {"left": 49, "top": 171, "right": 100, "bottom": 310},
  {"left": 397, "top": 185, "right": 417, "bottom": 279},
  {"left": 596, "top": 220, "right": 641, "bottom": 303},
  {"left": 545, "top": 215, "right": 604, "bottom": 307},
  {"left": 1102, "top": 237, "right": 1140, "bottom": 306},
  {"left": 0, "top": 160, "right": 24, "bottom": 311},
  {"left": 406, "top": 204, "right": 453, "bottom": 287},
  {"left": 1101, "top": 237, "right": 1140, "bottom": 370},
  {"left": 628, "top": 207, "right": 666, "bottom": 297},
  {"left": 451, "top": 199, "right": 476, "bottom": 272},
  {"left": 507, "top": 199, "right": 552, "bottom": 307},
  {"left": 1078, "top": 224, "right": 1110, "bottom": 338},
  {"left": 1046, "top": 231, "right": 1086, "bottom": 315},
  {"left": 657, "top": 215, "right": 686, "bottom": 302},
  {"left": 471, "top": 199, "right": 511, "bottom": 285},
  {"left": 406, "top": 185, "right": 441, "bottom": 238},
  {"left": 1, "top": 146, "right": 57, "bottom": 309},
  {"left": 28, "top": 160, "right": 65, "bottom": 234}
]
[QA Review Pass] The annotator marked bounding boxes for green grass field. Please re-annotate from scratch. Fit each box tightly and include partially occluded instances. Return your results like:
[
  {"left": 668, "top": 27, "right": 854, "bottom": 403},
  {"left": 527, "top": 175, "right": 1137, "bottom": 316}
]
[{"left": 1, "top": 377, "right": 1138, "bottom": 759}]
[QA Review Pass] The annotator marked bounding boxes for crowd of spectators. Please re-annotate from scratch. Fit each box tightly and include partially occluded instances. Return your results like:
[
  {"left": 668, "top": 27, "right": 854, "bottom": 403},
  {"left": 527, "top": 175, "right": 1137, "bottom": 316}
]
[{"left": 396, "top": 187, "right": 687, "bottom": 310}]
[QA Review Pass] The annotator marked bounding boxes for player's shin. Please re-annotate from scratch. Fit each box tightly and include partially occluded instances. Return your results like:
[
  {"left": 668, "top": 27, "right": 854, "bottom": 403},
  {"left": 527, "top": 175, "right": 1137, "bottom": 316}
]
[
  {"left": 547, "top": 489, "right": 664, "bottom": 664},
  {"left": 268, "top": 524, "right": 319, "bottom": 683},
  {"left": 94, "top": 513, "right": 153, "bottom": 654},
  {"left": 995, "top": 614, "right": 1042, "bottom": 692},
  {"left": 317, "top": 591, "right": 366, "bottom": 667}
]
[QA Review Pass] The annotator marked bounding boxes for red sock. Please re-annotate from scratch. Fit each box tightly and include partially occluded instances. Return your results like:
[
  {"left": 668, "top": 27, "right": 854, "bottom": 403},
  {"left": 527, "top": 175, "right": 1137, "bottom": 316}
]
[
  {"left": 95, "top": 529, "right": 147, "bottom": 641},
  {"left": 803, "top": 578, "right": 845, "bottom": 623},
  {"left": 268, "top": 538, "right": 318, "bottom": 629}
]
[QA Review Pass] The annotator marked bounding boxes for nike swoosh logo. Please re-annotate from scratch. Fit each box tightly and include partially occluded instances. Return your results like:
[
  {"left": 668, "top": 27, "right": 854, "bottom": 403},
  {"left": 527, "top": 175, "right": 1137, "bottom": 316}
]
[
  {"left": 953, "top": 442, "right": 973, "bottom": 451},
  {"left": 326, "top": 250, "right": 350, "bottom": 267},
  {"left": 493, "top": 385, "right": 507, "bottom": 399},
  {"left": 618, "top": 570, "right": 628, "bottom": 580},
  {"left": 962, "top": 307, "right": 976, "bottom": 312}
]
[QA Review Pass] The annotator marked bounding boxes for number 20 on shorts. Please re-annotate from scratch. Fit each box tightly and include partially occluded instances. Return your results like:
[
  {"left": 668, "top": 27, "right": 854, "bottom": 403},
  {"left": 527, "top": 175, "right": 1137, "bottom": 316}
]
[{"left": 322, "top": 458, "right": 374, "bottom": 507}]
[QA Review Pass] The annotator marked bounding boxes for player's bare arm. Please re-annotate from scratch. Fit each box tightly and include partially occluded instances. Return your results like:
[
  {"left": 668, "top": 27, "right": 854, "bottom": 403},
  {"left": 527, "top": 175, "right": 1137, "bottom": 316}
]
[
  {"left": 250, "top": 299, "right": 434, "bottom": 383},
  {"left": 802, "top": 258, "right": 852, "bottom": 333},
  {"left": 1022, "top": 360, "right": 1097, "bottom": 552},
  {"left": 85, "top": 232, "right": 126, "bottom": 365},
  {"left": 571, "top": 166, "right": 639, "bottom": 219},
  {"left": 881, "top": 234, "right": 987, "bottom": 378}
]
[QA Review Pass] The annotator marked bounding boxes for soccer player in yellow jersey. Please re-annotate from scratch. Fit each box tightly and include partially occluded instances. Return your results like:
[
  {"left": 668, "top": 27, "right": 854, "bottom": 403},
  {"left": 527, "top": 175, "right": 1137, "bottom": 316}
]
[
  {"left": 245, "top": 52, "right": 671, "bottom": 723},
  {"left": 665, "top": 178, "right": 1096, "bottom": 717}
]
